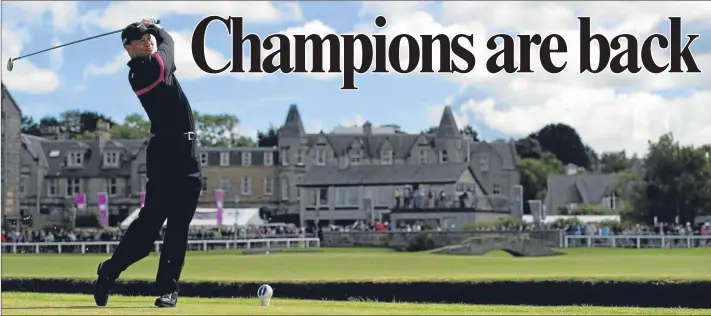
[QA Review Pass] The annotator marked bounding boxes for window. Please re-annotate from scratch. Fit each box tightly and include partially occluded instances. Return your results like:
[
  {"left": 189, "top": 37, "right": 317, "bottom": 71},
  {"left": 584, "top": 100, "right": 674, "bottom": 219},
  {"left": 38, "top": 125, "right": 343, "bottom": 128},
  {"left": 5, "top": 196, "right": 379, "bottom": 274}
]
[
  {"left": 199, "top": 153, "right": 208, "bottom": 166},
  {"left": 220, "top": 176, "right": 231, "bottom": 192},
  {"left": 381, "top": 150, "right": 393, "bottom": 165},
  {"left": 107, "top": 178, "right": 118, "bottom": 196},
  {"left": 66, "top": 178, "right": 81, "bottom": 197},
  {"left": 281, "top": 177, "right": 289, "bottom": 201},
  {"left": 296, "top": 149, "right": 304, "bottom": 165},
  {"left": 47, "top": 179, "right": 57, "bottom": 197},
  {"left": 242, "top": 152, "right": 252, "bottom": 166},
  {"left": 419, "top": 149, "right": 427, "bottom": 164},
  {"left": 439, "top": 150, "right": 448, "bottom": 163},
  {"left": 201, "top": 177, "right": 208, "bottom": 195},
  {"left": 264, "top": 152, "right": 273, "bottom": 166},
  {"left": 220, "top": 152, "right": 230, "bottom": 166},
  {"left": 264, "top": 177, "right": 273, "bottom": 195},
  {"left": 336, "top": 187, "right": 359, "bottom": 207},
  {"left": 67, "top": 152, "right": 83, "bottom": 167},
  {"left": 241, "top": 176, "right": 252, "bottom": 195},
  {"left": 316, "top": 148, "right": 326, "bottom": 166},
  {"left": 19, "top": 175, "right": 28, "bottom": 197},
  {"left": 492, "top": 184, "right": 501, "bottom": 195},
  {"left": 317, "top": 188, "right": 328, "bottom": 206},
  {"left": 480, "top": 154, "right": 489, "bottom": 171},
  {"left": 281, "top": 148, "right": 289, "bottom": 166},
  {"left": 349, "top": 149, "right": 362, "bottom": 165},
  {"left": 104, "top": 152, "right": 119, "bottom": 167}
]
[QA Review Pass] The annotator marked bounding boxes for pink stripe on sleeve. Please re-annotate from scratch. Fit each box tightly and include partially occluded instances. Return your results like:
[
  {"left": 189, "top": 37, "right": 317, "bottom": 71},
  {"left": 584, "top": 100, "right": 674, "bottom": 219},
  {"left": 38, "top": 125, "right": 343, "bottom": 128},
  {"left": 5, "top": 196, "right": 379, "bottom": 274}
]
[{"left": 135, "top": 52, "right": 165, "bottom": 96}]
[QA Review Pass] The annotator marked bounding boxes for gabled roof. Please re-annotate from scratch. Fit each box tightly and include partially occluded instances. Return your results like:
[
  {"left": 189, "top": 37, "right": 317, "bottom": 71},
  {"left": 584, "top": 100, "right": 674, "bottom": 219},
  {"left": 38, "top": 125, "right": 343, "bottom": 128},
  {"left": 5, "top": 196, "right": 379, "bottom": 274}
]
[{"left": 299, "top": 163, "right": 477, "bottom": 187}]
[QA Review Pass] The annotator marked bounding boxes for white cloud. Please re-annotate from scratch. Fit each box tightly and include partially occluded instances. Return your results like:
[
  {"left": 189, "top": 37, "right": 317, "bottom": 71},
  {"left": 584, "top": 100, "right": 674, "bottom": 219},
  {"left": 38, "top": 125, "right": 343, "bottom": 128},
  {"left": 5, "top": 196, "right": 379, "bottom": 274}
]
[
  {"left": 369, "top": 2, "right": 711, "bottom": 155},
  {"left": 84, "top": 30, "right": 264, "bottom": 81},
  {"left": 341, "top": 114, "right": 365, "bottom": 127},
  {"left": 49, "top": 37, "right": 64, "bottom": 70},
  {"left": 2, "top": 1, "right": 80, "bottom": 33},
  {"left": 1, "top": 25, "right": 60, "bottom": 94},
  {"left": 80, "top": 1, "right": 302, "bottom": 31}
]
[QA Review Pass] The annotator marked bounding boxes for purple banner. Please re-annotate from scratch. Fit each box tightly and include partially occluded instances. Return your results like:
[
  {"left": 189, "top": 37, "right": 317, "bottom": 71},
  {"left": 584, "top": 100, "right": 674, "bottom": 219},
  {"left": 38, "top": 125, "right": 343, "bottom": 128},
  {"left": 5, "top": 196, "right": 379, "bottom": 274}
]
[
  {"left": 75, "top": 193, "right": 86, "bottom": 209},
  {"left": 215, "top": 189, "right": 223, "bottom": 226},
  {"left": 97, "top": 192, "right": 109, "bottom": 228},
  {"left": 139, "top": 191, "right": 146, "bottom": 208}
]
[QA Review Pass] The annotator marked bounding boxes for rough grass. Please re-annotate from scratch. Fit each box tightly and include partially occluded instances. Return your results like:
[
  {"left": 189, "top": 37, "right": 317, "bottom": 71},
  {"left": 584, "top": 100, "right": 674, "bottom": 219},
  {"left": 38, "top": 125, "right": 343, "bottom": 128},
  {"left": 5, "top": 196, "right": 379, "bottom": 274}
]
[
  {"left": 2, "top": 247, "right": 710, "bottom": 283},
  {"left": 3, "top": 293, "right": 709, "bottom": 315}
]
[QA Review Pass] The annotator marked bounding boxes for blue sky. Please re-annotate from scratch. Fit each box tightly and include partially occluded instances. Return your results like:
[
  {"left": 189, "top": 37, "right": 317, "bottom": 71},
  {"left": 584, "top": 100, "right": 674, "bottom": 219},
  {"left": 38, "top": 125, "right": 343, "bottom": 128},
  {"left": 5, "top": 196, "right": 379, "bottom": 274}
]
[{"left": 2, "top": 1, "right": 710, "bottom": 154}]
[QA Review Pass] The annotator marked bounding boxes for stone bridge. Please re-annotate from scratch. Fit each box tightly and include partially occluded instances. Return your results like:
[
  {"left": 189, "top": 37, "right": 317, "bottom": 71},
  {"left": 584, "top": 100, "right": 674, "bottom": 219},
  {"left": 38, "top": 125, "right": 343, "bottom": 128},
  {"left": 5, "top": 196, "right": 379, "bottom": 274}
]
[{"left": 430, "top": 234, "right": 563, "bottom": 257}]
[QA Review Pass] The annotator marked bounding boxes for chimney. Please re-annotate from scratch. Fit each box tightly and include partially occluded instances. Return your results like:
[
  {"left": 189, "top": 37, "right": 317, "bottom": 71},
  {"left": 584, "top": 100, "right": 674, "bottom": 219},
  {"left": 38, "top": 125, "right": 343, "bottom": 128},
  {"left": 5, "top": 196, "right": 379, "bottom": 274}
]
[
  {"left": 40, "top": 125, "right": 67, "bottom": 140},
  {"left": 565, "top": 163, "right": 578, "bottom": 175},
  {"left": 95, "top": 120, "right": 112, "bottom": 150},
  {"left": 363, "top": 121, "right": 372, "bottom": 135}
]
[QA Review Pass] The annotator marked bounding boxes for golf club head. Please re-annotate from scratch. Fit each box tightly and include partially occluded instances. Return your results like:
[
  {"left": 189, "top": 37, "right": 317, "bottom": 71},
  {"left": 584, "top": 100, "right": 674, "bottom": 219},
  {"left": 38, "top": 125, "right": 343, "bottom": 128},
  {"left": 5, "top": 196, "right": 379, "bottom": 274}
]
[{"left": 7, "top": 58, "right": 14, "bottom": 72}]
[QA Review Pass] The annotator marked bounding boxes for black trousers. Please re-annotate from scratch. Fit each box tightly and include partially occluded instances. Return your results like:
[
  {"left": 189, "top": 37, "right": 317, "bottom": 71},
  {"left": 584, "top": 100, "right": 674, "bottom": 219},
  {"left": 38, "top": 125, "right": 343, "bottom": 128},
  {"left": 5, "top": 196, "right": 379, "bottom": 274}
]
[{"left": 103, "top": 137, "right": 201, "bottom": 294}]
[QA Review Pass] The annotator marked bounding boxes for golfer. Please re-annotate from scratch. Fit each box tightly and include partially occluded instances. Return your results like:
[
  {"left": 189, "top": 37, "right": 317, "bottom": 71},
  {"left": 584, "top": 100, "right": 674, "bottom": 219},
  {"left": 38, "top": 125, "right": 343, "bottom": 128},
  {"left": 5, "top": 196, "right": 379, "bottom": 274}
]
[{"left": 93, "top": 19, "right": 202, "bottom": 308}]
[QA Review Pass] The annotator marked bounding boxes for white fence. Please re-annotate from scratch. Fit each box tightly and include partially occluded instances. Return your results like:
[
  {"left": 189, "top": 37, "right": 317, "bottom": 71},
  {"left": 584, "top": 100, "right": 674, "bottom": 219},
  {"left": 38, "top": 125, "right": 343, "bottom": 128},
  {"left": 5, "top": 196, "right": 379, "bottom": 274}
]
[
  {"left": 564, "top": 235, "right": 711, "bottom": 248},
  {"left": 1, "top": 237, "right": 321, "bottom": 254}
]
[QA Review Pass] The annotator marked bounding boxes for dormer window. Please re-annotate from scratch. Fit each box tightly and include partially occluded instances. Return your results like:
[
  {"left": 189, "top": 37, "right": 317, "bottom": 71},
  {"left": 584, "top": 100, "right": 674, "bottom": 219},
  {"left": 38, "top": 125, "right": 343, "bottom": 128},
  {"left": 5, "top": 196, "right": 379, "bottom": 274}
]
[
  {"left": 67, "top": 151, "right": 83, "bottom": 167},
  {"left": 296, "top": 149, "right": 304, "bottom": 166},
  {"left": 479, "top": 154, "right": 489, "bottom": 171},
  {"left": 104, "top": 151, "right": 120, "bottom": 167},
  {"left": 242, "top": 152, "right": 252, "bottom": 166},
  {"left": 350, "top": 149, "right": 362, "bottom": 165},
  {"left": 316, "top": 148, "right": 326, "bottom": 166},
  {"left": 220, "top": 152, "right": 230, "bottom": 166},
  {"left": 439, "top": 150, "right": 448, "bottom": 163},
  {"left": 381, "top": 150, "right": 393, "bottom": 165}
]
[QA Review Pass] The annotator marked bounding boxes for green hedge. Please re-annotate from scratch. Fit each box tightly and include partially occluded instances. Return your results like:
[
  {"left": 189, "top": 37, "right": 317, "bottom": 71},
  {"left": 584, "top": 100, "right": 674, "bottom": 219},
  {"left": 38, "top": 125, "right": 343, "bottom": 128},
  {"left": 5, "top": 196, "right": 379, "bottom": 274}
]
[{"left": 3, "top": 278, "right": 710, "bottom": 308}]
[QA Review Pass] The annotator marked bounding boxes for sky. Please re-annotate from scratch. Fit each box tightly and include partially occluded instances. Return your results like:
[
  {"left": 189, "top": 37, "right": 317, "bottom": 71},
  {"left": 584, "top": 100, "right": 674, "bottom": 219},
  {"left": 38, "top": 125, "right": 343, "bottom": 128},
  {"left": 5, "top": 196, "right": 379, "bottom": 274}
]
[{"left": 1, "top": 1, "right": 710, "bottom": 155}]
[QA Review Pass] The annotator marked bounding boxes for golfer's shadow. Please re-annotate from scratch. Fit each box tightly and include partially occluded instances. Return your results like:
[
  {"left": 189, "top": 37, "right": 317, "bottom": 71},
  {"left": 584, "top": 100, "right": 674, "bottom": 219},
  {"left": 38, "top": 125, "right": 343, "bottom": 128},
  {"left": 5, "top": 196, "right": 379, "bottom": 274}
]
[{"left": 4, "top": 306, "right": 154, "bottom": 310}]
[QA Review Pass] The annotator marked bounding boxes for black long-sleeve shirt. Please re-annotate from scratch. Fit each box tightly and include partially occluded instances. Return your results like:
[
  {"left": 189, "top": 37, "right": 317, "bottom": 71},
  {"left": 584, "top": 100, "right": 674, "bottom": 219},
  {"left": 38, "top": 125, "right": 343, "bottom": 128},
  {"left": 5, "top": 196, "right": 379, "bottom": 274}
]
[
  {"left": 126, "top": 25, "right": 196, "bottom": 136},
  {"left": 127, "top": 25, "right": 200, "bottom": 177}
]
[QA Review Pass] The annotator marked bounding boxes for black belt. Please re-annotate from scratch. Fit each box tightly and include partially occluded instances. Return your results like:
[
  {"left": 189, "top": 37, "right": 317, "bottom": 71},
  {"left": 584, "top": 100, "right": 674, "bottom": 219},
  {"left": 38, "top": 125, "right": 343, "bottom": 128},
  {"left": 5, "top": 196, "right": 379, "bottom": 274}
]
[{"left": 151, "top": 131, "right": 197, "bottom": 141}]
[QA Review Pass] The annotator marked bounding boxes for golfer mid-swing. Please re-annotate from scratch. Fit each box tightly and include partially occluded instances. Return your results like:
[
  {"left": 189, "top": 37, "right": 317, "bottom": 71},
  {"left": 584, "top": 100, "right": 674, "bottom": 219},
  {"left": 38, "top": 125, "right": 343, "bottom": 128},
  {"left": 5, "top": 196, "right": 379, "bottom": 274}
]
[{"left": 93, "top": 19, "right": 202, "bottom": 308}]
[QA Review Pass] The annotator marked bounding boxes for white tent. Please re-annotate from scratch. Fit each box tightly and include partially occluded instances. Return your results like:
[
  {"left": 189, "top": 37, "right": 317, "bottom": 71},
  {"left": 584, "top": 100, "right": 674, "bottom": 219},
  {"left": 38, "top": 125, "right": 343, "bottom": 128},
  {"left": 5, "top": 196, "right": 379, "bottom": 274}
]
[
  {"left": 522, "top": 215, "right": 621, "bottom": 224},
  {"left": 119, "top": 207, "right": 265, "bottom": 230}
]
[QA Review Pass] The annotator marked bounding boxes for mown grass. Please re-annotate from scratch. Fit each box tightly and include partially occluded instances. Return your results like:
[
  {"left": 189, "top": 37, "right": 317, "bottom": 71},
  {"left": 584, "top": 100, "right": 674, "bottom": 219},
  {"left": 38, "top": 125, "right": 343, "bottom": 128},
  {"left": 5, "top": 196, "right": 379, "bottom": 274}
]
[
  {"left": 3, "top": 293, "right": 710, "bottom": 315},
  {"left": 3, "top": 247, "right": 710, "bottom": 283}
]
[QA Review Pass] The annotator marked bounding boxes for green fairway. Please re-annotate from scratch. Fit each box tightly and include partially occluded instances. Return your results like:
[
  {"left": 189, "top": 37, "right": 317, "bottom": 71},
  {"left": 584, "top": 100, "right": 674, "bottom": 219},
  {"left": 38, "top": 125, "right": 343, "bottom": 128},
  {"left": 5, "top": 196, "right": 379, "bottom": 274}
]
[
  {"left": 3, "top": 293, "right": 709, "bottom": 315},
  {"left": 3, "top": 247, "right": 711, "bottom": 282}
]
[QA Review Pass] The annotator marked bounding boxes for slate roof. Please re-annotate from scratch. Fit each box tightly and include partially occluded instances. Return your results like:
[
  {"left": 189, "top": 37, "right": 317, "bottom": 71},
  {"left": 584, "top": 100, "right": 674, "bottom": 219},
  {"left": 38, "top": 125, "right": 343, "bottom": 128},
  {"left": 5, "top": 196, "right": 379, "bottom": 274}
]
[
  {"left": 545, "top": 173, "right": 616, "bottom": 211},
  {"left": 299, "top": 163, "right": 476, "bottom": 187}
]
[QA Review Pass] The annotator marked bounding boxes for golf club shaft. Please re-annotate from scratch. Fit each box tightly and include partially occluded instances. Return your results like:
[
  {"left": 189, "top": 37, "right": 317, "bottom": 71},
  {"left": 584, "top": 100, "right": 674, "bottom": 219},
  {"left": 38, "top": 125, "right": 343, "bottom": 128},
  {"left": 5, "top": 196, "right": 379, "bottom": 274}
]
[
  {"left": 13, "top": 29, "right": 122, "bottom": 62},
  {"left": 13, "top": 19, "right": 161, "bottom": 62}
]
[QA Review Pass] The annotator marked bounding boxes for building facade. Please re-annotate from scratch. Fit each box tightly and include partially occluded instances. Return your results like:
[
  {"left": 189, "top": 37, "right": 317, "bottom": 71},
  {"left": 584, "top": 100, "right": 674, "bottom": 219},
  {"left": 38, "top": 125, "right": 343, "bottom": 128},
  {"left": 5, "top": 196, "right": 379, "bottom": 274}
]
[
  {"left": 12, "top": 90, "right": 521, "bottom": 228},
  {"left": 279, "top": 104, "right": 522, "bottom": 223},
  {"left": 1, "top": 83, "right": 23, "bottom": 229}
]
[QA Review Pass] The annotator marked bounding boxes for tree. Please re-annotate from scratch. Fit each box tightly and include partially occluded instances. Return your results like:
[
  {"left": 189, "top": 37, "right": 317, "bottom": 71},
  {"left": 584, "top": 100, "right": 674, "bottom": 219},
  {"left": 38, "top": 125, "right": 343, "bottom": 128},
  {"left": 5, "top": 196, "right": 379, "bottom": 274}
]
[
  {"left": 257, "top": 124, "right": 279, "bottom": 147},
  {"left": 58, "top": 110, "right": 116, "bottom": 139},
  {"left": 529, "top": 123, "right": 590, "bottom": 169},
  {"left": 515, "top": 137, "right": 542, "bottom": 159},
  {"left": 461, "top": 124, "right": 479, "bottom": 141},
  {"left": 619, "top": 133, "right": 711, "bottom": 225},
  {"left": 111, "top": 113, "right": 151, "bottom": 139},
  {"left": 518, "top": 151, "right": 564, "bottom": 214},
  {"left": 599, "top": 150, "right": 631, "bottom": 173},
  {"left": 193, "top": 111, "right": 254, "bottom": 147},
  {"left": 423, "top": 126, "right": 437, "bottom": 134},
  {"left": 21, "top": 115, "right": 41, "bottom": 136}
]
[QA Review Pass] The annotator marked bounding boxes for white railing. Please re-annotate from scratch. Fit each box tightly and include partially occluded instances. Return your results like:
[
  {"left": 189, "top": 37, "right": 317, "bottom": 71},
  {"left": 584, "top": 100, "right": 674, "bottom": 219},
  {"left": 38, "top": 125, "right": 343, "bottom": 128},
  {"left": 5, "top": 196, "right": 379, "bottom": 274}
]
[
  {"left": 564, "top": 235, "right": 711, "bottom": 248},
  {"left": 1, "top": 237, "right": 321, "bottom": 254}
]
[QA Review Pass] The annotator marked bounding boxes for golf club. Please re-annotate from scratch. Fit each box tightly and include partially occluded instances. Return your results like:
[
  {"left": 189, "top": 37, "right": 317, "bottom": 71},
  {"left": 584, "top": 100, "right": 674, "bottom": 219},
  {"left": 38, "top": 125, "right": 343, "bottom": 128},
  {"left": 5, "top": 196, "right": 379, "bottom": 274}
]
[{"left": 6, "top": 19, "right": 160, "bottom": 72}]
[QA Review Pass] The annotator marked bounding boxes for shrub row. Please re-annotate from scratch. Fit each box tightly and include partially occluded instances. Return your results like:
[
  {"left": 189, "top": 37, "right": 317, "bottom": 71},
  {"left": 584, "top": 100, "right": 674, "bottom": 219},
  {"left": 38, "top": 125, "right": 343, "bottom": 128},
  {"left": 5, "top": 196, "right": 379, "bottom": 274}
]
[{"left": 3, "top": 278, "right": 710, "bottom": 309}]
